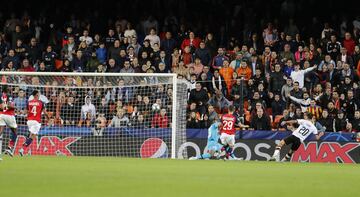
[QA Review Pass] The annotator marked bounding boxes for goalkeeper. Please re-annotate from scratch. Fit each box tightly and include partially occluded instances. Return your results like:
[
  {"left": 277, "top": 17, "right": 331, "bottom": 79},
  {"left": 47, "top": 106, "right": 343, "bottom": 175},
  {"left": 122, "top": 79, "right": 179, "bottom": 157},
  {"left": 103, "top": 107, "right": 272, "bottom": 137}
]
[{"left": 189, "top": 121, "right": 222, "bottom": 160}]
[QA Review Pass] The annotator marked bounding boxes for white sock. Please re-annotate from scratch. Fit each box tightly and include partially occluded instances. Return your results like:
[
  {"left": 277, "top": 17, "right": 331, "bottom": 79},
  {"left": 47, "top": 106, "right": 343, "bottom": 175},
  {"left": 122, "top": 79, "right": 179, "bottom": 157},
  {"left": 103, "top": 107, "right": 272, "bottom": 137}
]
[{"left": 272, "top": 149, "right": 280, "bottom": 158}]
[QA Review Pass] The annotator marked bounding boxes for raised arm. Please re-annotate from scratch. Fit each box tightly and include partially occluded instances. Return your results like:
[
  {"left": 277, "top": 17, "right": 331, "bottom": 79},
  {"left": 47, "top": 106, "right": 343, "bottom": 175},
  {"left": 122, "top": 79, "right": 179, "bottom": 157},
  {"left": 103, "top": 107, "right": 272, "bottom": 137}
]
[
  {"left": 288, "top": 95, "right": 303, "bottom": 104},
  {"left": 304, "top": 65, "right": 317, "bottom": 74},
  {"left": 280, "top": 119, "right": 298, "bottom": 126}
]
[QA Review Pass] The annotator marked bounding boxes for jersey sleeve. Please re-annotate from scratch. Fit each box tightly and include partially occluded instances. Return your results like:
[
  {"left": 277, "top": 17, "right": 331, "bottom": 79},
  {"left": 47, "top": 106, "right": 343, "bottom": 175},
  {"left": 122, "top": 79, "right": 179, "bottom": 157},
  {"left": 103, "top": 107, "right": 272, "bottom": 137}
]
[
  {"left": 312, "top": 126, "right": 319, "bottom": 135},
  {"left": 297, "top": 119, "right": 306, "bottom": 125}
]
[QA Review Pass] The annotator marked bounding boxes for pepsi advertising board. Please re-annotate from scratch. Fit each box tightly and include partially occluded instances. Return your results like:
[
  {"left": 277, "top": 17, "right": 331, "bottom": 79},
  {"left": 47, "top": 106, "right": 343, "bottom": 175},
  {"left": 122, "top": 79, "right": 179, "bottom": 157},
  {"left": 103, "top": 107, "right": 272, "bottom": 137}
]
[{"left": 2, "top": 127, "right": 360, "bottom": 163}]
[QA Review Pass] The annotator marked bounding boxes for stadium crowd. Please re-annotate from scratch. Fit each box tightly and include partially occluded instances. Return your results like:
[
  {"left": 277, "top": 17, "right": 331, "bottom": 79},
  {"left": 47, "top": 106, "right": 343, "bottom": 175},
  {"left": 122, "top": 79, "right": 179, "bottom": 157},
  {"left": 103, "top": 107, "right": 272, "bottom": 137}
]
[{"left": 0, "top": 0, "right": 360, "bottom": 133}]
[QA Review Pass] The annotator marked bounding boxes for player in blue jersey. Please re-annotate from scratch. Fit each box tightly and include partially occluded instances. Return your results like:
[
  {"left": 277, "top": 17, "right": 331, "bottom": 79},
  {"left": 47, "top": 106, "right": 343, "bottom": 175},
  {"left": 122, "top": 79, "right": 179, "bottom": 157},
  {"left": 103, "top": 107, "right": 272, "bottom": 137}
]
[{"left": 189, "top": 121, "right": 222, "bottom": 160}]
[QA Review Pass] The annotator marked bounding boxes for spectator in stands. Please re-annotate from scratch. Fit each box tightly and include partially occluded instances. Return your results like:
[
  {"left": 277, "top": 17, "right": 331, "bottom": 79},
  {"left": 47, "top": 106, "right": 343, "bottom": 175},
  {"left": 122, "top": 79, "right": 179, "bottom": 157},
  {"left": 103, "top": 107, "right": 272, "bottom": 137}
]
[
  {"left": 151, "top": 108, "right": 169, "bottom": 128},
  {"left": 326, "top": 34, "right": 342, "bottom": 60},
  {"left": 206, "top": 105, "right": 218, "bottom": 122},
  {"left": 109, "top": 108, "right": 130, "bottom": 128},
  {"left": 279, "top": 44, "right": 295, "bottom": 63},
  {"left": 195, "top": 42, "right": 212, "bottom": 66},
  {"left": 97, "top": 97, "right": 110, "bottom": 121},
  {"left": 211, "top": 47, "right": 228, "bottom": 69},
  {"left": 189, "top": 82, "right": 209, "bottom": 114},
  {"left": 236, "top": 60, "right": 252, "bottom": 81},
  {"left": 337, "top": 47, "right": 354, "bottom": 68},
  {"left": 181, "top": 32, "right": 201, "bottom": 53},
  {"left": 269, "top": 64, "right": 286, "bottom": 94},
  {"left": 42, "top": 45, "right": 57, "bottom": 71},
  {"left": 144, "top": 28, "right": 161, "bottom": 49},
  {"left": 263, "top": 23, "right": 278, "bottom": 48},
  {"left": 61, "top": 96, "right": 78, "bottom": 126},
  {"left": 186, "top": 111, "right": 200, "bottom": 128},
  {"left": 271, "top": 94, "right": 286, "bottom": 117},
  {"left": 290, "top": 63, "right": 317, "bottom": 88},
  {"left": 208, "top": 90, "right": 231, "bottom": 112},
  {"left": 318, "top": 109, "right": 334, "bottom": 132},
  {"left": 343, "top": 122, "right": 356, "bottom": 133},
  {"left": 79, "top": 96, "right": 96, "bottom": 126},
  {"left": 334, "top": 109, "right": 347, "bottom": 132},
  {"left": 250, "top": 108, "right": 271, "bottom": 130},
  {"left": 132, "top": 114, "right": 150, "bottom": 129},
  {"left": 14, "top": 89, "right": 27, "bottom": 123},
  {"left": 219, "top": 60, "right": 234, "bottom": 94},
  {"left": 231, "top": 77, "right": 248, "bottom": 110},
  {"left": 211, "top": 70, "right": 226, "bottom": 95},
  {"left": 352, "top": 110, "right": 360, "bottom": 132}
]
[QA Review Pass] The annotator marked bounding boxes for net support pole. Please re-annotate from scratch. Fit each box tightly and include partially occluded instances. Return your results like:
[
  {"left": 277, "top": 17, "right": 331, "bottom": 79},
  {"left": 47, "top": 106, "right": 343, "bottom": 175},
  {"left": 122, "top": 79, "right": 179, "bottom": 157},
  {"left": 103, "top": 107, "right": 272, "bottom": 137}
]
[{"left": 171, "top": 74, "right": 178, "bottom": 159}]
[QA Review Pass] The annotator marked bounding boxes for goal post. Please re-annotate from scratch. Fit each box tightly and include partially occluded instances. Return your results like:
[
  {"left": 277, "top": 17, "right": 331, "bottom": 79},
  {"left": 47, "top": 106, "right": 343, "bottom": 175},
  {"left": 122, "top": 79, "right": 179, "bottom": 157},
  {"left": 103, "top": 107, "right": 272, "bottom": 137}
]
[{"left": 0, "top": 72, "right": 188, "bottom": 159}]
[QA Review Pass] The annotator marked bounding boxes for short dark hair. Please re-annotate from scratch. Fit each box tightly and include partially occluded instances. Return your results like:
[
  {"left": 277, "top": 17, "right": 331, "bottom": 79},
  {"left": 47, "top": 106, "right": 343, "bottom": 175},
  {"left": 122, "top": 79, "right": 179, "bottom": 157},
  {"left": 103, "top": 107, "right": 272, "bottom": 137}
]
[
  {"left": 32, "top": 90, "right": 39, "bottom": 97},
  {"left": 304, "top": 112, "right": 313, "bottom": 119},
  {"left": 2, "top": 85, "right": 8, "bottom": 93},
  {"left": 228, "top": 105, "right": 235, "bottom": 113}
]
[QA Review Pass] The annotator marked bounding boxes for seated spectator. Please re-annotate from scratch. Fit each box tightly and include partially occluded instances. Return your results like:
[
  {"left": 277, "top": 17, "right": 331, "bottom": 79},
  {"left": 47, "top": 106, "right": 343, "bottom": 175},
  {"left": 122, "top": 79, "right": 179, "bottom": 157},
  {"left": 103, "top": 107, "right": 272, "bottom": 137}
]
[
  {"left": 352, "top": 110, "right": 360, "bottom": 132},
  {"left": 188, "top": 82, "right": 209, "bottom": 114},
  {"left": 208, "top": 90, "right": 232, "bottom": 113},
  {"left": 151, "top": 108, "right": 169, "bottom": 128},
  {"left": 61, "top": 96, "right": 79, "bottom": 126},
  {"left": 186, "top": 111, "right": 200, "bottom": 128},
  {"left": 79, "top": 96, "right": 96, "bottom": 127},
  {"left": 318, "top": 109, "right": 334, "bottom": 132},
  {"left": 109, "top": 109, "right": 130, "bottom": 128},
  {"left": 334, "top": 110, "right": 347, "bottom": 132},
  {"left": 132, "top": 114, "right": 150, "bottom": 128},
  {"left": 144, "top": 28, "right": 161, "bottom": 49},
  {"left": 250, "top": 108, "right": 271, "bottom": 130},
  {"left": 271, "top": 94, "right": 285, "bottom": 117},
  {"left": 206, "top": 105, "right": 218, "bottom": 122}
]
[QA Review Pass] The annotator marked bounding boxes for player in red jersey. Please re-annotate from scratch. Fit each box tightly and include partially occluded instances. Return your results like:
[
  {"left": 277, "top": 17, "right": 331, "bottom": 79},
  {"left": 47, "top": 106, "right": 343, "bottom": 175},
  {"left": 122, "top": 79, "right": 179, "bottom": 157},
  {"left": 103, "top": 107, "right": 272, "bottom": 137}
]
[
  {"left": 219, "top": 105, "right": 248, "bottom": 160},
  {"left": 0, "top": 85, "right": 18, "bottom": 157},
  {"left": 19, "top": 90, "right": 48, "bottom": 156}
]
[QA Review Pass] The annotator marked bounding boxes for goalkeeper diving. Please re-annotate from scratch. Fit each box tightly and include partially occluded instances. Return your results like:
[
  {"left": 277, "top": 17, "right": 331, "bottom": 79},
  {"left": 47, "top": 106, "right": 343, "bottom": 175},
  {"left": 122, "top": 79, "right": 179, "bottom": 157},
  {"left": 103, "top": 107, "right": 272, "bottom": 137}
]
[{"left": 189, "top": 121, "right": 223, "bottom": 160}]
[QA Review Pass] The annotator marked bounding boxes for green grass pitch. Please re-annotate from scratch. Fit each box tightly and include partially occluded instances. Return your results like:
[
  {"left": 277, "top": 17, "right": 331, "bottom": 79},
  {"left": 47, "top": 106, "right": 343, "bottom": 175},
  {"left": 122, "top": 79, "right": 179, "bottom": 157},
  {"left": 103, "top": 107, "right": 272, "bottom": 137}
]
[{"left": 0, "top": 156, "right": 359, "bottom": 197}]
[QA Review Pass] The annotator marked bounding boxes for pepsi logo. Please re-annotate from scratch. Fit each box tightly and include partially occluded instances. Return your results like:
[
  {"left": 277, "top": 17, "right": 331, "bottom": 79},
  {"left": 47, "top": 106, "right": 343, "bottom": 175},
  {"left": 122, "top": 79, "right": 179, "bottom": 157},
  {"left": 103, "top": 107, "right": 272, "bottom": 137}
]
[{"left": 140, "top": 138, "right": 168, "bottom": 158}]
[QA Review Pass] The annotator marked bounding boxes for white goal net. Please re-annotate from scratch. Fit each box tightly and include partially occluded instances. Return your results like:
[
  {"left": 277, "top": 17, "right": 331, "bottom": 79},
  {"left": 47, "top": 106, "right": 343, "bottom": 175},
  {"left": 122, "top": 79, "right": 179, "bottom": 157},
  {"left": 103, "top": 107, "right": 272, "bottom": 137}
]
[{"left": 0, "top": 72, "right": 187, "bottom": 159}]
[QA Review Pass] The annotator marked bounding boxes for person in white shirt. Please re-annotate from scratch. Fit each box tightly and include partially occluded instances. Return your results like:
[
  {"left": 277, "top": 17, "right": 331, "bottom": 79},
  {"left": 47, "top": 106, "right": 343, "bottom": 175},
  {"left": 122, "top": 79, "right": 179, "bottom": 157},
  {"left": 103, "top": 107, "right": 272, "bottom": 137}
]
[
  {"left": 79, "top": 29, "right": 93, "bottom": 46},
  {"left": 270, "top": 112, "right": 324, "bottom": 162},
  {"left": 144, "top": 28, "right": 160, "bottom": 49},
  {"left": 290, "top": 64, "right": 317, "bottom": 88}
]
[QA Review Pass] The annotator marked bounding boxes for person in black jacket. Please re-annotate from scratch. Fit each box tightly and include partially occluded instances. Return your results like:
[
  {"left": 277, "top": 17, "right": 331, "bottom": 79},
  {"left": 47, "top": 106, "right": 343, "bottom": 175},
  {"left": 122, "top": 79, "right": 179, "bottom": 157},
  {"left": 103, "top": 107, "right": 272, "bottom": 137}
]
[
  {"left": 318, "top": 109, "right": 334, "bottom": 132},
  {"left": 271, "top": 94, "right": 286, "bottom": 117},
  {"left": 189, "top": 82, "right": 209, "bottom": 114},
  {"left": 334, "top": 110, "right": 347, "bottom": 132},
  {"left": 351, "top": 110, "right": 360, "bottom": 132},
  {"left": 250, "top": 108, "right": 271, "bottom": 130},
  {"left": 269, "top": 64, "right": 285, "bottom": 94}
]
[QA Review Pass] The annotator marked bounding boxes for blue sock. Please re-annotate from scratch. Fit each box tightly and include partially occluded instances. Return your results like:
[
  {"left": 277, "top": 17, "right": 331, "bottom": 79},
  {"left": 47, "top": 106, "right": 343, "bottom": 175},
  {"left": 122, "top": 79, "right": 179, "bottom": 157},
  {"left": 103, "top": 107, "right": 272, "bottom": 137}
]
[
  {"left": 228, "top": 147, "right": 234, "bottom": 157},
  {"left": 198, "top": 153, "right": 211, "bottom": 159},
  {"left": 10, "top": 131, "right": 17, "bottom": 142},
  {"left": 23, "top": 138, "right": 33, "bottom": 147}
]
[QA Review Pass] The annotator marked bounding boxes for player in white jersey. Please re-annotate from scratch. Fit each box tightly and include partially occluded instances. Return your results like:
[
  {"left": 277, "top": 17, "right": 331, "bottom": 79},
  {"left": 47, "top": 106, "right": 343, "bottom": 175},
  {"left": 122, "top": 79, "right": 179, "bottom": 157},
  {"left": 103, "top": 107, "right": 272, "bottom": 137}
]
[{"left": 270, "top": 112, "right": 324, "bottom": 162}]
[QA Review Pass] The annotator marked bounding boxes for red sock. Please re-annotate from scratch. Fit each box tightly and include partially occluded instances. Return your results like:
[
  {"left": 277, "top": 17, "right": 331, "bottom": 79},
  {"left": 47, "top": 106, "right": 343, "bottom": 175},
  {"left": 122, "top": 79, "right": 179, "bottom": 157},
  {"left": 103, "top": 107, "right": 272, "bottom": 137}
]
[{"left": 8, "top": 140, "right": 15, "bottom": 148}]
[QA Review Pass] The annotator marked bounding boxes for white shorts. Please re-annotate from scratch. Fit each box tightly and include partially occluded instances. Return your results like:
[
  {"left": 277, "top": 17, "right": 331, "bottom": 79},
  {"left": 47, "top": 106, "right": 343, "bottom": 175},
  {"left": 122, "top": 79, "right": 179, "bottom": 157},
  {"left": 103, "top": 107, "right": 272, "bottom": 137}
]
[
  {"left": 27, "top": 120, "right": 42, "bottom": 135},
  {"left": 220, "top": 133, "right": 235, "bottom": 146},
  {"left": 0, "top": 114, "right": 17, "bottom": 128}
]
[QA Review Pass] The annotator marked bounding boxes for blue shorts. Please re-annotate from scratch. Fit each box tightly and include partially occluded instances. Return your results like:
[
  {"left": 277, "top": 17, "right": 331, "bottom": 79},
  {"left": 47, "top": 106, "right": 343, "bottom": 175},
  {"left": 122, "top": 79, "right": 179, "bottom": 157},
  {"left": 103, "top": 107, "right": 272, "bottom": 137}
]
[{"left": 206, "top": 142, "right": 222, "bottom": 152}]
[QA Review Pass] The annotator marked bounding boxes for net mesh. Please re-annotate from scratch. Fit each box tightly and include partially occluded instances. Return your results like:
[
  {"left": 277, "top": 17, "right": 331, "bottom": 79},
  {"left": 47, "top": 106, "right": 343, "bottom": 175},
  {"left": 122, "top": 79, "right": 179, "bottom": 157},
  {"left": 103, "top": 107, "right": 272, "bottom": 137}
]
[{"left": 0, "top": 72, "right": 187, "bottom": 158}]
